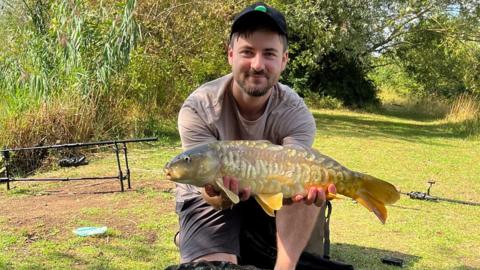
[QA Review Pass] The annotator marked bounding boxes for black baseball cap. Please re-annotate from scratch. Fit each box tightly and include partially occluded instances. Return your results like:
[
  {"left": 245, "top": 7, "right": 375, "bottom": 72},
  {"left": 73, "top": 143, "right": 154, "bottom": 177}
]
[{"left": 231, "top": 2, "right": 287, "bottom": 38}]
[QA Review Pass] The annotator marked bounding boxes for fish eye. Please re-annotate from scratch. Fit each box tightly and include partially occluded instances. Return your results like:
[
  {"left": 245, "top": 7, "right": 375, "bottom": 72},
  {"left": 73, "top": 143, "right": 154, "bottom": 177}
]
[{"left": 184, "top": 155, "right": 191, "bottom": 163}]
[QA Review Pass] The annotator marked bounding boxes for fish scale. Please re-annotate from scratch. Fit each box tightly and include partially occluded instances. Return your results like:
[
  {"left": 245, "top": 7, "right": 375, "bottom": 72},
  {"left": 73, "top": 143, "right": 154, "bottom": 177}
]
[
  {"left": 217, "top": 142, "right": 312, "bottom": 194},
  {"left": 216, "top": 141, "right": 351, "bottom": 195},
  {"left": 164, "top": 140, "right": 400, "bottom": 223}
]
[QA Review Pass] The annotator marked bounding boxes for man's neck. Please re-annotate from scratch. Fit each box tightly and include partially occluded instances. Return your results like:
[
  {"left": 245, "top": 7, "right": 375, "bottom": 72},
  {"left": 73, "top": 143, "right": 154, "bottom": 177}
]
[{"left": 231, "top": 81, "right": 272, "bottom": 121}]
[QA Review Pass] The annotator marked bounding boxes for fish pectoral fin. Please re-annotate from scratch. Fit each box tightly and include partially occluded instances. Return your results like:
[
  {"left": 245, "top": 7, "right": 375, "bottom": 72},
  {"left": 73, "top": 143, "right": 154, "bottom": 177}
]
[
  {"left": 214, "top": 178, "right": 240, "bottom": 204},
  {"left": 254, "top": 193, "right": 284, "bottom": 217}
]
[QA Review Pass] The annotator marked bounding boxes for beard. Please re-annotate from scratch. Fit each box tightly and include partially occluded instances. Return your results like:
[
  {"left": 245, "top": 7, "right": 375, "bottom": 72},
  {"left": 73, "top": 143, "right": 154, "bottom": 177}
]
[{"left": 236, "top": 70, "right": 276, "bottom": 97}]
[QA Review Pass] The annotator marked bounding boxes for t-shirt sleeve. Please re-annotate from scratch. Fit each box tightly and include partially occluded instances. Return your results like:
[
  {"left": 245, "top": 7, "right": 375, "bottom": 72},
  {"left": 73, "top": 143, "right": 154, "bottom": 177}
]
[
  {"left": 280, "top": 101, "right": 316, "bottom": 149},
  {"left": 178, "top": 103, "right": 217, "bottom": 150}
]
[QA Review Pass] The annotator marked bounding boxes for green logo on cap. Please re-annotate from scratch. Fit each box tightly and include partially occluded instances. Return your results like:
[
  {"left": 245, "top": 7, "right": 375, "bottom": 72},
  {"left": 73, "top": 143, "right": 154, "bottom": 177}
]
[{"left": 254, "top": 5, "right": 267, "bottom": 12}]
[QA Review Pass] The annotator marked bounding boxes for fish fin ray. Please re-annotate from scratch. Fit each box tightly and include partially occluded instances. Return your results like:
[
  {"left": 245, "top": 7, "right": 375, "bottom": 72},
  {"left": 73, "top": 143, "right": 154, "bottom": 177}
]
[
  {"left": 326, "top": 193, "right": 341, "bottom": 200},
  {"left": 354, "top": 175, "right": 400, "bottom": 224},
  {"left": 255, "top": 193, "right": 283, "bottom": 217},
  {"left": 214, "top": 178, "right": 240, "bottom": 204},
  {"left": 355, "top": 192, "right": 388, "bottom": 224}
]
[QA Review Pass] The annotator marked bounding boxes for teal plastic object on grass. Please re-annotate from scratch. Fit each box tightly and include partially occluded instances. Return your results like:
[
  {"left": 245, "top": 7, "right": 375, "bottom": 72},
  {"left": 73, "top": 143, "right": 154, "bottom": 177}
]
[{"left": 74, "top": 226, "right": 107, "bottom": 237}]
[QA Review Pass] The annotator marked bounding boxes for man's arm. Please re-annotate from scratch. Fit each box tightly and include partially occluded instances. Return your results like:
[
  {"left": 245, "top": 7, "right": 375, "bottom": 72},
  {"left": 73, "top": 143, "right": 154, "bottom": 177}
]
[{"left": 273, "top": 98, "right": 335, "bottom": 270}]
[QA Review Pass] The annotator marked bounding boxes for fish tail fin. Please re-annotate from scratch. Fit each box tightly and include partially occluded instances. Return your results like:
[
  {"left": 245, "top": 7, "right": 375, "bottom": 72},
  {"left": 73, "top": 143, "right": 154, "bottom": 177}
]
[{"left": 354, "top": 175, "right": 400, "bottom": 224}]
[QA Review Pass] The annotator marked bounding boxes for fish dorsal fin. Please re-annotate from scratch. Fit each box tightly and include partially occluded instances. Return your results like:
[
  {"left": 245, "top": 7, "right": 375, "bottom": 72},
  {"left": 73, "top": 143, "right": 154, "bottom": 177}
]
[
  {"left": 254, "top": 193, "right": 284, "bottom": 217},
  {"left": 214, "top": 178, "right": 240, "bottom": 204}
]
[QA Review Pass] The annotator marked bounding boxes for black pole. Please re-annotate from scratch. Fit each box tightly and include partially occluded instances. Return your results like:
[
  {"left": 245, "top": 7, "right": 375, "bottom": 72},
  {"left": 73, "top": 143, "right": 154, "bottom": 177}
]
[
  {"left": 122, "top": 142, "right": 131, "bottom": 189},
  {"left": 114, "top": 143, "right": 124, "bottom": 192},
  {"left": 0, "top": 176, "right": 120, "bottom": 181},
  {"left": 2, "top": 151, "right": 10, "bottom": 190},
  {"left": 435, "top": 196, "right": 480, "bottom": 206},
  {"left": 0, "top": 137, "right": 158, "bottom": 152},
  {"left": 0, "top": 137, "right": 157, "bottom": 190}
]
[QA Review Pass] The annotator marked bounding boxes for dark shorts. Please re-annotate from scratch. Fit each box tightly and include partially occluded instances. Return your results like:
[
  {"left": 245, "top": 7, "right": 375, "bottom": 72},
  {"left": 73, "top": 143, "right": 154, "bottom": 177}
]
[{"left": 176, "top": 195, "right": 277, "bottom": 269}]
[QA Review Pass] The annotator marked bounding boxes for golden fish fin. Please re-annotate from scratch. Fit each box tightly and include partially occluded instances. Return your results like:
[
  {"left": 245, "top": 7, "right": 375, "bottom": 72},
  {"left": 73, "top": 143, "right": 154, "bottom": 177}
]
[
  {"left": 355, "top": 193, "right": 388, "bottom": 224},
  {"left": 214, "top": 178, "right": 240, "bottom": 204},
  {"left": 354, "top": 175, "right": 400, "bottom": 224},
  {"left": 326, "top": 192, "right": 341, "bottom": 200},
  {"left": 254, "top": 193, "right": 284, "bottom": 217}
]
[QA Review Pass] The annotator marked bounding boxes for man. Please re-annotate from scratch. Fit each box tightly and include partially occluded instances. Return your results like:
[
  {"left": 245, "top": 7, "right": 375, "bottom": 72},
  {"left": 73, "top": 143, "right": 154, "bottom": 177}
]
[{"left": 176, "top": 2, "right": 336, "bottom": 269}]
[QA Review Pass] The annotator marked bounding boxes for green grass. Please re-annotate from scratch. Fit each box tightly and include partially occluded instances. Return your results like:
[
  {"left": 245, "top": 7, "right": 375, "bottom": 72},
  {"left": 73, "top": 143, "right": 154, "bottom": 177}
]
[
  {"left": 1, "top": 108, "right": 479, "bottom": 269},
  {"left": 311, "top": 109, "right": 480, "bottom": 270}
]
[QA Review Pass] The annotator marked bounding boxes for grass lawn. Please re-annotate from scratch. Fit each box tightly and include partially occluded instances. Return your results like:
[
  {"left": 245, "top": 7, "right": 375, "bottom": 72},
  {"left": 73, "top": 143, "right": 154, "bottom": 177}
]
[{"left": 1, "top": 107, "right": 479, "bottom": 269}]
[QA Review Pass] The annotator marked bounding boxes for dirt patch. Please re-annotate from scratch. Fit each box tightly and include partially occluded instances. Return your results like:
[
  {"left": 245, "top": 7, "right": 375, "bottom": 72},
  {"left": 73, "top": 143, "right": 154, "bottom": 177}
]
[{"left": 0, "top": 179, "right": 176, "bottom": 237}]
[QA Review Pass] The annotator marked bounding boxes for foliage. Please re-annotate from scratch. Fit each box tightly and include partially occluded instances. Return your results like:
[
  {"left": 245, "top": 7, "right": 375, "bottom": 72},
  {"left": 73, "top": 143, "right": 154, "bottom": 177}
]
[
  {"left": 369, "top": 57, "right": 423, "bottom": 97},
  {"left": 0, "top": 0, "right": 139, "bottom": 97},
  {"left": 115, "top": 0, "right": 239, "bottom": 119},
  {"left": 286, "top": 50, "right": 379, "bottom": 108},
  {"left": 279, "top": 0, "right": 382, "bottom": 107},
  {"left": 1, "top": 0, "right": 479, "bottom": 152},
  {"left": 394, "top": 15, "right": 480, "bottom": 97},
  {"left": 304, "top": 92, "right": 343, "bottom": 110},
  {"left": 0, "top": 0, "right": 139, "bottom": 146},
  {"left": 373, "top": 1, "right": 480, "bottom": 98},
  {"left": 275, "top": 0, "right": 480, "bottom": 105}
]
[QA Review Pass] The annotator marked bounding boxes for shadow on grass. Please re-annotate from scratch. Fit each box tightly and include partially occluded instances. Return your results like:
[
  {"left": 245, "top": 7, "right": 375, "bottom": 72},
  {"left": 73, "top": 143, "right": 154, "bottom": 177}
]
[
  {"left": 371, "top": 104, "right": 446, "bottom": 122},
  {"left": 312, "top": 111, "right": 473, "bottom": 145},
  {"left": 330, "top": 243, "right": 421, "bottom": 269},
  {"left": 452, "top": 266, "right": 480, "bottom": 270}
]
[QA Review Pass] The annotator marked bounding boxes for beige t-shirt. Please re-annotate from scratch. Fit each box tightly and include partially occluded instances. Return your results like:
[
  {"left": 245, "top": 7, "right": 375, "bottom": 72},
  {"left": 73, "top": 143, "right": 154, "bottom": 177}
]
[{"left": 176, "top": 73, "right": 316, "bottom": 201}]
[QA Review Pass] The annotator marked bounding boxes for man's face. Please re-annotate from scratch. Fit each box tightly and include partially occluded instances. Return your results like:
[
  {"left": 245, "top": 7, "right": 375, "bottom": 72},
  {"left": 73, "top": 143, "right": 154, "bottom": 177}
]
[{"left": 228, "top": 30, "right": 288, "bottom": 97}]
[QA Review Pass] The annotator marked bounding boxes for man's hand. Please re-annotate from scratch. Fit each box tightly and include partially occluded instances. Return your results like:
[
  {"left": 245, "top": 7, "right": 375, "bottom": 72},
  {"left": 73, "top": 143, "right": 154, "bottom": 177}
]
[
  {"left": 202, "top": 176, "right": 252, "bottom": 209},
  {"left": 291, "top": 184, "right": 337, "bottom": 207},
  {"left": 205, "top": 176, "right": 252, "bottom": 201}
]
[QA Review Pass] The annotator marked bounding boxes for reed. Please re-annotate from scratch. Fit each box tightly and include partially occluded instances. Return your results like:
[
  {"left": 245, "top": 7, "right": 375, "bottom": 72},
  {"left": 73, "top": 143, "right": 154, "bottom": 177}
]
[
  {"left": 445, "top": 93, "right": 480, "bottom": 137},
  {"left": 446, "top": 93, "right": 480, "bottom": 122}
]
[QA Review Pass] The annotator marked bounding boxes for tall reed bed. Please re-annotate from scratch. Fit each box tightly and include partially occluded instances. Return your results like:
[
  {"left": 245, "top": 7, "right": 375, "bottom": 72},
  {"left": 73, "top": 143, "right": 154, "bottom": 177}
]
[
  {"left": 0, "top": 0, "right": 139, "bottom": 145},
  {"left": 0, "top": 93, "right": 128, "bottom": 174},
  {"left": 445, "top": 93, "right": 480, "bottom": 137},
  {"left": 0, "top": 0, "right": 139, "bottom": 174}
]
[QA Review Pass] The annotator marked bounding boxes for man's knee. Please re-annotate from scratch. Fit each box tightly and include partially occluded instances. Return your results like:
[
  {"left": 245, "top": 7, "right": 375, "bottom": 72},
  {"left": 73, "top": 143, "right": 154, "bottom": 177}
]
[{"left": 190, "top": 253, "right": 237, "bottom": 264}]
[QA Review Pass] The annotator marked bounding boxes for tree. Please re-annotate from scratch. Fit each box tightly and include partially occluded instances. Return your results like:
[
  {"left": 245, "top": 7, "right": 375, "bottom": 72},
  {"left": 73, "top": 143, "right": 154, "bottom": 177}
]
[{"left": 274, "top": 0, "right": 479, "bottom": 104}]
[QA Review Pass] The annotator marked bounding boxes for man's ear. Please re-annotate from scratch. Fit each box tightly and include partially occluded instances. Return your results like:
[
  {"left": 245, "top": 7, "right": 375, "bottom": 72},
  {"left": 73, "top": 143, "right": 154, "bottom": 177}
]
[
  {"left": 227, "top": 46, "right": 234, "bottom": 66},
  {"left": 281, "top": 51, "right": 289, "bottom": 72}
]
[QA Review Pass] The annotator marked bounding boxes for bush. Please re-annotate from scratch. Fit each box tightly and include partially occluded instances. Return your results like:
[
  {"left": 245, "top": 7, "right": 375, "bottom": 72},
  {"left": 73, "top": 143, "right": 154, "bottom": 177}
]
[
  {"left": 285, "top": 50, "right": 379, "bottom": 108},
  {"left": 304, "top": 92, "right": 343, "bottom": 110}
]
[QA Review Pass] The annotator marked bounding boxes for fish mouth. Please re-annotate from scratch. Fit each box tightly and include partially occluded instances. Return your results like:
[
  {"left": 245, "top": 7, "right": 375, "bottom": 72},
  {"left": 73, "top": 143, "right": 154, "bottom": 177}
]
[{"left": 164, "top": 166, "right": 172, "bottom": 180}]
